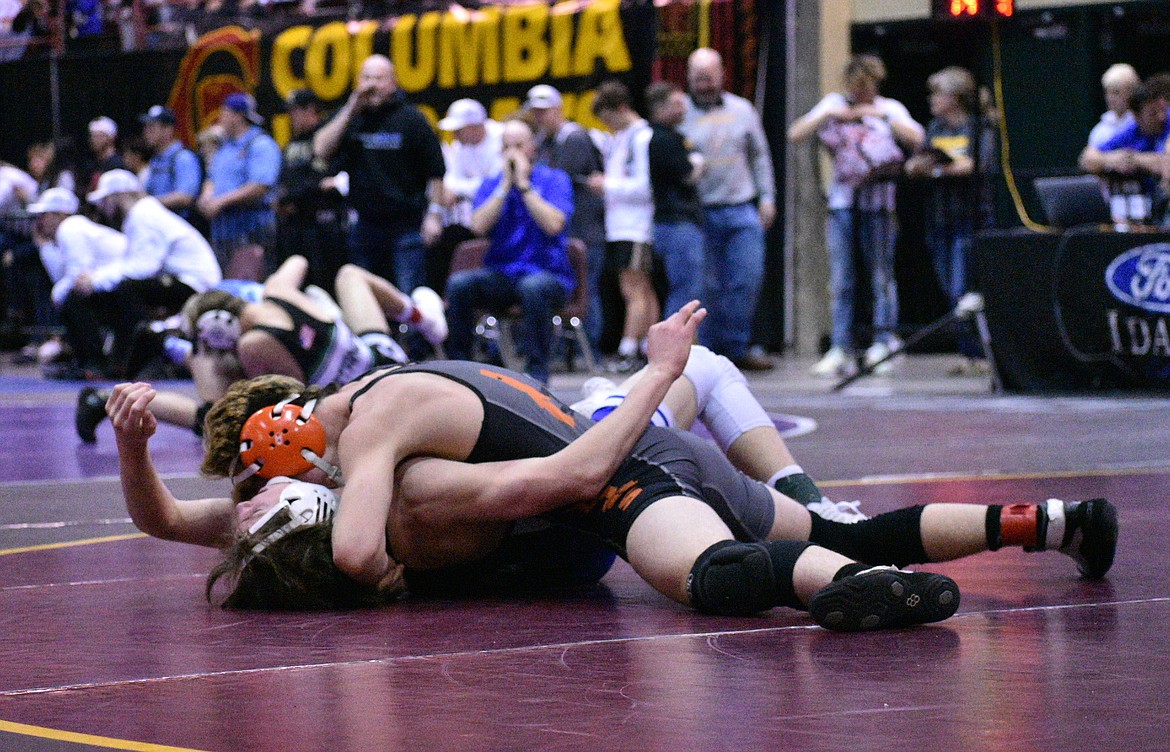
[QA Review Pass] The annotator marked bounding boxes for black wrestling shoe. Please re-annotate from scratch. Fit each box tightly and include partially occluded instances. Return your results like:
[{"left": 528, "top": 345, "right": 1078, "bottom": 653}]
[
  {"left": 808, "top": 566, "right": 960, "bottom": 632},
  {"left": 75, "top": 387, "right": 108, "bottom": 444},
  {"left": 1057, "top": 498, "right": 1118, "bottom": 579}
]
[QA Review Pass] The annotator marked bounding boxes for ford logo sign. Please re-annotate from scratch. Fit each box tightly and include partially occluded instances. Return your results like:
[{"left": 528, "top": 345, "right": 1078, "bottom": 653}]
[{"left": 1105, "top": 243, "right": 1170, "bottom": 314}]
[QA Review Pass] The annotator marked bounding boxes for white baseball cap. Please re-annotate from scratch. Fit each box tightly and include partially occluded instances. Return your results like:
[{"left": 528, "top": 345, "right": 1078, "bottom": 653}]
[
  {"left": 524, "top": 84, "right": 563, "bottom": 110},
  {"left": 87, "top": 169, "right": 142, "bottom": 203},
  {"left": 27, "top": 187, "right": 80, "bottom": 215},
  {"left": 438, "top": 98, "right": 488, "bottom": 131},
  {"left": 88, "top": 116, "right": 118, "bottom": 137}
]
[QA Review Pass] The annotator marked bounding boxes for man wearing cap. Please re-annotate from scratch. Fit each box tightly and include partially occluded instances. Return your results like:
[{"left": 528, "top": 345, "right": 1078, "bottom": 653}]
[
  {"left": 274, "top": 89, "right": 349, "bottom": 294},
  {"left": 140, "top": 105, "right": 201, "bottom": 221},
  {"left": 312, "top": 55, "right": 446, "bottom": 301},
  {"left": 430, "top": 97, "right": 503, "bottom": 292},
  {"left": 84, "top": 116, "right": 125, "bottom": 195},
  {"left": 525, "top": 83, "right": 606, "bottom": 355},
  {"left": 90, "top": 168, "right": 222, "bottom": 368},
  {"left": 681, "top": 48, "right": 776, "bottom": 372},
  {"left": 197, "top": 91, "right": 281, "bottom": 280},
  {"left": 28, "top": 186, "right": 129, "bottom": 377}
]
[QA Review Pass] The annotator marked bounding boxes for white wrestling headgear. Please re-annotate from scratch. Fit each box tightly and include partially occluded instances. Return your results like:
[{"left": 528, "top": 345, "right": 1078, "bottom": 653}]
[
  {"left": 196, "top": 309, "right": 241, "bottom": 351},
  {"left": 247, "top": 477, "right": 339, "bottom": 554}
]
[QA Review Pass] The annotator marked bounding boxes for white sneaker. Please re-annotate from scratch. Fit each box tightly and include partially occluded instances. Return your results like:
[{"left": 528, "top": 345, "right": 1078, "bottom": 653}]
[
  {"left": 811, "top": 347, "right": 854, "bottom": 377},
  {"left": 410, "top": 286, "right": 448, "bottom": 345},
  {"left": 864, "top": 338, "right": 901, "bottom": 375},
  {"left": 806, "top": 497, "right": 868, "bottom": 524},
  {"left": 570, "top": 376, "right": 619, "bottom": 418}
]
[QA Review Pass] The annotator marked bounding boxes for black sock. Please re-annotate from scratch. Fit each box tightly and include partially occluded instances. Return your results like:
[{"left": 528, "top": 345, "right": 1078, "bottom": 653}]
[{"left": 773, "top": 472, "right": 823, "bottom": 507}]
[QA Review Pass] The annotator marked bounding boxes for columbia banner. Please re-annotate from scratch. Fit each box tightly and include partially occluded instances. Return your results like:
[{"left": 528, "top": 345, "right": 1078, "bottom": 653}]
[{"left": 164, "top": 0, "right": 758, "bottom": 147}]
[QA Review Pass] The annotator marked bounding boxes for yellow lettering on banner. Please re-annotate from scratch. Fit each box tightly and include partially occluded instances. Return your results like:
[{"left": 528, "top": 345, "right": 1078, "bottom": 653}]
[
  {"left": 438, "top": 7, "right": 500, "bottom": 87},
  {"left": 573, "top": 0, "right": 632, "bottom": 76},
  {"left": 393, "top": 12, "right": 441, "bottom": 92},
  {"left": 548, "top": 3, "right": 574, "bottom": 79},
  {"left": 503, "top": 4, "right": 548, "bottom": 83},
  {"left": 270, "top": 25, "right": 311, "bottom": 99},
  {"left": 307, "top": 22, "right": 352, "bottom": 101},
  {"left": 271, "top": 113, "right": 290, "bottom": 146},
  {"left": 416, "top": 104, "right": 439, "bottom": 130}
]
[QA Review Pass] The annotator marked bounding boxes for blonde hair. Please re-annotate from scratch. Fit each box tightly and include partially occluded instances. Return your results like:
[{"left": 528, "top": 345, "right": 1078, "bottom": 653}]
[
  {"left": 1101, "top": 63, "right": 1140, "bottom": 90},
  {"left": 928, "top": 66, "right": 978, "bottom": 113},
  {"left": 844, "top": 54, "right": 887, "bottom": 86}
]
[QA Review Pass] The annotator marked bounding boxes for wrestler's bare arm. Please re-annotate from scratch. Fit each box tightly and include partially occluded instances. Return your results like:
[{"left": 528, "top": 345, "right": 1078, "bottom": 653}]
[
  {"left": 109, "top": 382, "right": 235, "bottom": 548},
  {"left": 400, "top": 302, "right": 707, "bottom": 524}
]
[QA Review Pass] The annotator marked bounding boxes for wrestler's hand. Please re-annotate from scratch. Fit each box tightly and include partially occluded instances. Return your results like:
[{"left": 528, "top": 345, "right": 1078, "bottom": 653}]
[
  {"left": 107, "top": 382, "right": 158, "bottom": 449},
  {"left": 644, "top": 300, "right": 707, "bottom": 381},
  {"left": 376, "top": 560, "right": 408, "bottom": 598}
]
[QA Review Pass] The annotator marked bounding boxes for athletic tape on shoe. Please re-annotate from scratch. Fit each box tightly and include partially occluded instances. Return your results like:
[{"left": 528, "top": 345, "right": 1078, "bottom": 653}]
[{"left": 247, "top": 477, "right": 338, "bottom": 554}]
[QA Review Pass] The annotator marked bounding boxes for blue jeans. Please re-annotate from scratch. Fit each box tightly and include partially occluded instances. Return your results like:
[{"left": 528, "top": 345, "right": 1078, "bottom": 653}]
[
  {"left": 698, "top": 203, "right": 764, "bottom": 360},
  {"left": 583, "top": 238, "right": 606, "bottom": 355},
  {"left": 654, "top": 220, "right": 705, "bottom": 319},
  {"left": 826, "top": 208, "right": 899, "bottom": 350},
  {"left": 446, "top": 267, "right": 569, "bottom": 384},
  {"left": 349, "top": 216, "right": 427, "bottom": 294},
  {"left": 927, "top": 223, "right": 980, "bottom": 358}
]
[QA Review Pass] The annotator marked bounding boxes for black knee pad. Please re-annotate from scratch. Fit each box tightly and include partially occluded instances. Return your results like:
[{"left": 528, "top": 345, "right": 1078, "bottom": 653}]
[
  {"left": 687, "top": 539, "right": 811, "bottom": 616},
  {"left": 809, "top": 506, "right": 928, "bottom": 567}
]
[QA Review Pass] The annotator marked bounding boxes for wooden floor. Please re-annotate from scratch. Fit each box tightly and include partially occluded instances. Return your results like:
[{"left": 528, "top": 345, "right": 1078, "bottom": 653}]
[{"left": 0, "top": 355, "right": 1167, "bottom": 752}]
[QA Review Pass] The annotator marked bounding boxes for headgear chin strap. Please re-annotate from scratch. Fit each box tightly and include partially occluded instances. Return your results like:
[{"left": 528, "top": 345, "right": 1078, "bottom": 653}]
[
  {"left": 234, "top": 395, "right": 344, "bottom": 485},
  {"left": 247, "top": 477, "right": 339, "bottom": 554},
  {"left": 196, "top": 309, "right": 241, "bottom": 351}
]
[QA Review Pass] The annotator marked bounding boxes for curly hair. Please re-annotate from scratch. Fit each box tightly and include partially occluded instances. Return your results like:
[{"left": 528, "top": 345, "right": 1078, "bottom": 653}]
[
  {"left": 200, "top": 374, "right": 333, "bottom": 478},
  {"left": 183, "top": 289, "right": 248, "bottom": 339},
  {"left": 206, "top": 524, "right": 399, "bottom": 610}
]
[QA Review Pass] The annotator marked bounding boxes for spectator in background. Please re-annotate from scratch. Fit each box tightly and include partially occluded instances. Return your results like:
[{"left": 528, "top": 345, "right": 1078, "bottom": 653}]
[
  {"left": 1088, "top": 64, "right": 1141, "bottom": 149},
  {"left": 273, "top": 88, "right": 349, "bottom": 295},
  {"left": 0, "top": 158, "right": 41, "bottom": 345},
  {"left": 90, "top": 168, "right": 222, "bottom": 368},
  {"left": 28, "top": 187, "right": 128, "bottom": 378},
  {"left": 197, "top": 92, "right": 280, "bottom": 279},
  {"left": 27, "top": 138, "right": 78, "bottom": 196},
  {"left": 446, "top": 119, "right": 574, "bottom": 384},
  {"left": 121, "top": 134, "right": 152, "bottom": 182},
  {"left": 905, "top": 66, "right": 996, "bottom": 375},
  {"left": 430, "top": 97, "right": 503, "bottom": 293},
  {"left": 313, "top": 54, "right": 445, "bottom": 301},
  {"left": 1079, "top": 82, "right": 1170, "bottom": 228},
  {"left": 527, "top": 83, "right": 607, "bottom": 356},
  {"left": 788, "top": 54, "right": 924, "bottom": 378},
  {"left": 84, "top": 116, "right": 124, "bottom": 194},
  {"left": 681, "top": 48, "right": 776, "bottom": 372},
  {"left": 645, "top": 80, "right": 706, "bottom": 330},
  {"left": 140, "top": 104, "right": 201, "bottom": 221},
  {"left": 589, "top": 80, "right": 657, "bottom": 374}
]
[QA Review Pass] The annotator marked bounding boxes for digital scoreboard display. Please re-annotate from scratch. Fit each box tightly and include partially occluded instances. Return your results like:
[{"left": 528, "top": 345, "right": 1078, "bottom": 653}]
[{"left": 932, "top": 0, "right": 1014, "bottom": 19}]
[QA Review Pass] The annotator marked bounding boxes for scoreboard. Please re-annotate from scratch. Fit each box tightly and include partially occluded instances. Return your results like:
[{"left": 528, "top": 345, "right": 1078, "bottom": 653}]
[{"left": 932, "top": 0, "right": 1014, "bottom": 19}]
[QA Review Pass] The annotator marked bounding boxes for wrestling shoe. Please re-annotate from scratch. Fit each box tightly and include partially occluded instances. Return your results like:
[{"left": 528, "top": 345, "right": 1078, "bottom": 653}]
[
  {"left": 76, "top": 387, "right": 109, "bottom": 444},
  {"left": 806, "top": 497, "right": 868, "bottom": 524},
  {"left": 410, "top": 286, "right": 448, "bottom": 346},
  {"left": 808, "top": 565, "right": 960, "bottom": 632},
  {"left": 1053, "top": 498, "right": 1118, "bottom": 579},
  {"left": 569, "top": 376, "right": 619, "bottom": 419}
]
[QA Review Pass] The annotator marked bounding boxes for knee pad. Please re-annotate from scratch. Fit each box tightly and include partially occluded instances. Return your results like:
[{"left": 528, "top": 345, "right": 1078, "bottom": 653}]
[
  {"left": 687, "top": 539, "right": 811, "bottom": 615},
  {"left": 686, "top": 347, "right": 772, "bottom": 451},
  {"left": 360, "top": 331, "right": 408, "bottom": 365},
  {"left": 809, "top": 506, "right": 928, "bottom": 567}
]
